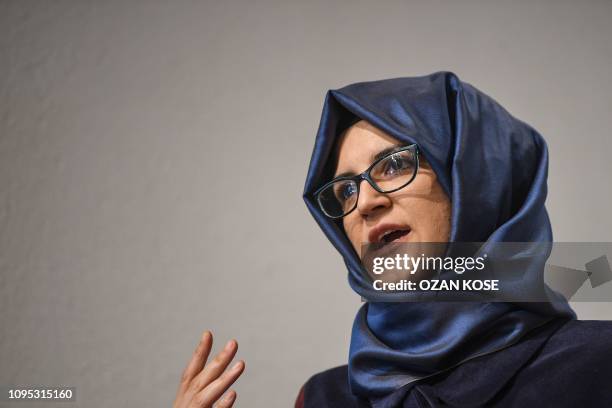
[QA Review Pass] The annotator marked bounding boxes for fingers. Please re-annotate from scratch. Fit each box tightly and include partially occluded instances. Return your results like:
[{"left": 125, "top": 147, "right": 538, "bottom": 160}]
[
  {"left": 173, "top": 331, "right": 245, "bottom": 408},
  {"left": 177, "top": 331, "right": 213, "bottom": 396},
  {"left": 195, "top": 361, "right": 245, "bottom": 407},
  {"left": 188, "top": 339, "right": 239, "bottom": 394},
  {"left": 213, "top": 390, "right": 236, "bottom": 408}
]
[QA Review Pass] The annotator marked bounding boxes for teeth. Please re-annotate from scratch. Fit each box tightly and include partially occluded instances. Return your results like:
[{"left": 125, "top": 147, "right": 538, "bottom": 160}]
[{"left": 379, "top": 230, "right": 398, "bottom": 242}]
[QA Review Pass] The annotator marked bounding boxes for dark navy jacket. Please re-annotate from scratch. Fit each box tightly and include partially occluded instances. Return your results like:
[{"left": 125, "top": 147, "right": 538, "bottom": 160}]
[{"left": 295, "top": 319, "right": 612, "bottom": 407}]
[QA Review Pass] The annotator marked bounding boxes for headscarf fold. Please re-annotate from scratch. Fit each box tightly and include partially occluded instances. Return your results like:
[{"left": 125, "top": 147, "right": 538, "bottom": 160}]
[{"left": 302, "top": 71, "right": 575, "bottom": 406}]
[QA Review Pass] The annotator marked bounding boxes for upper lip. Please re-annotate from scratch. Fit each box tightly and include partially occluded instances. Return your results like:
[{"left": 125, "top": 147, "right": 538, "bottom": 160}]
[{"left": 367, "top": 223, "right": 411, "bottom": 243}]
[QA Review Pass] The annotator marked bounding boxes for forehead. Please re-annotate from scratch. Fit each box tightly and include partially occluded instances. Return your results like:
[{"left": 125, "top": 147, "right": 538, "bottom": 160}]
[{"left": 334, "top": 120, "right": 401, "bottom": 174}]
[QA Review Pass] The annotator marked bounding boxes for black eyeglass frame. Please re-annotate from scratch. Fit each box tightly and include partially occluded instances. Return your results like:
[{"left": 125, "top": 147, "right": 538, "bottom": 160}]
[{"left": 314, "top": 144, "right": 420, "bottom": 219}]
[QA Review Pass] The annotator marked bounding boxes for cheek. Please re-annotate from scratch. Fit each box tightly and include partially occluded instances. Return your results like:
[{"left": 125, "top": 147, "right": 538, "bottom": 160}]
[
  {"left": 422, "top": 198, "right": 451, "bottom": 240},
  {"left": 342, "top": 216, "right": 363, "bottom": 254},
  {"left": 412, "top": 202, "right": 451, "bottom": 241},
  {"left": 393, "top": 174, "right": 451, "bottom": 241}
]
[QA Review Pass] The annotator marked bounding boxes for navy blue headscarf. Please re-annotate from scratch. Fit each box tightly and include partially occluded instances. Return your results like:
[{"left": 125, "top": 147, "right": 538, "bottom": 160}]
[{"left": 302, "top": 71, "right": 576, "bottom": 406}]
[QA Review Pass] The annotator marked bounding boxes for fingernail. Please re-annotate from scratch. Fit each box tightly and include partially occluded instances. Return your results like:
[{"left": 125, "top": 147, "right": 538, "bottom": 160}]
[
  {"left": 201, "top": 331, "right": 211, "bottom": 342},
  {"left": 225, "top": 390, "right": 236, "bottom": 401},
  {"left": 232, "top": 360, "right": 243, "bottom": 371},
  {"left": 224, "top": 339, "right": 235, "bottom": 351}
]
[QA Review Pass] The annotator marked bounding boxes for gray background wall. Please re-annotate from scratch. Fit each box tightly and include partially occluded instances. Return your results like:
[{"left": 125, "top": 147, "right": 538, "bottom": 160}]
[{"left": 1, "top": 1, "right": 611, "bottom": 407}]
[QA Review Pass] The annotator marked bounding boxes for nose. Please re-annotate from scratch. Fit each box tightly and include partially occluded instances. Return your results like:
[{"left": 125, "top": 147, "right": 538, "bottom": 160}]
[{"left": 356, "top": 181, "right": 391, "bottom": 217}]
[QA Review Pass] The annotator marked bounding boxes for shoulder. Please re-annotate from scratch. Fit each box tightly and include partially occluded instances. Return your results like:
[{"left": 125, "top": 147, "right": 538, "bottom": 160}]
[
  {"left": 304, "top": 365, "right": 349, "bottom": 390},
  {"left": 552, "top": 319, "right": 612, "bottom": 339},
  {"left": 499, "top": 320, "right": 612, "bottom": 407},
  {"left": 296, "top": 365, "right": 370, "bottom": 408},
  {"left": 542, "top": 319, "right": 612, "bottom": 362}
]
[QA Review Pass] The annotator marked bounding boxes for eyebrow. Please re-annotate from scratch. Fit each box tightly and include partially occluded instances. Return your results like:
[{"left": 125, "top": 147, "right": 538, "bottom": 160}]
[{"left": 334, "top": 145, "right": 403, "bottom": 179}]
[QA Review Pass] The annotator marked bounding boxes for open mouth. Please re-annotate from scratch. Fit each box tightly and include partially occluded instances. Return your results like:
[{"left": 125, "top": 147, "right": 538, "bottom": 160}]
[
  {"left": 367, "top": 223, "right": 412, "bottom": 247},
  {"left": 379, "top": 229, "right": 410, "bottom": 244}
]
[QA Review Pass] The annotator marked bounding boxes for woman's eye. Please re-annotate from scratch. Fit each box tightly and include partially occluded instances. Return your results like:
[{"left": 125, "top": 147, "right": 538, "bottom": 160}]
[
  {"left": 339, "top": 183, "right": 356, "bottom": 200},
  {"left": 383, "top": 154, "right": 412, "bottom": 175}
]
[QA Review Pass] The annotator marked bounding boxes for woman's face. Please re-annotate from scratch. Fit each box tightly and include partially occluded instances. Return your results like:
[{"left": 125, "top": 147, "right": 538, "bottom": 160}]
[{"left": 335, "top": 120, "right": 452, "bottom": 258}]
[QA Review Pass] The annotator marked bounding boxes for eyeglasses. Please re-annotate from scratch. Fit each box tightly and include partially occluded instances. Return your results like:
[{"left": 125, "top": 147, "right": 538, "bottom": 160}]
[{"left": 315, "top": 144, "right": 419, "bottom": 219}]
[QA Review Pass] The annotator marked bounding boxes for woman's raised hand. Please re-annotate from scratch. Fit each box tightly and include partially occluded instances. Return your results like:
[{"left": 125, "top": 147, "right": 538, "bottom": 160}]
[{"left": 173, "top": 331, "right": 245, "bottom": 408}]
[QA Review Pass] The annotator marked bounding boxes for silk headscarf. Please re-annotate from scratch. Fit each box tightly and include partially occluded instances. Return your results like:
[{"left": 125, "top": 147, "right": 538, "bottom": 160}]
[{"left": 302, "top": 71, "right": 576, "bottom": 406}]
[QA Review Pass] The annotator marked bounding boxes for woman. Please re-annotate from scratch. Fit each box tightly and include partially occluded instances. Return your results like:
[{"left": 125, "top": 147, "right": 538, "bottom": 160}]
[
  {"left": 296, "top": 71, "right": 612, "bottom": 407},
  {"left": 171, "top": 71, "right": 612, "bottom": 407}
]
